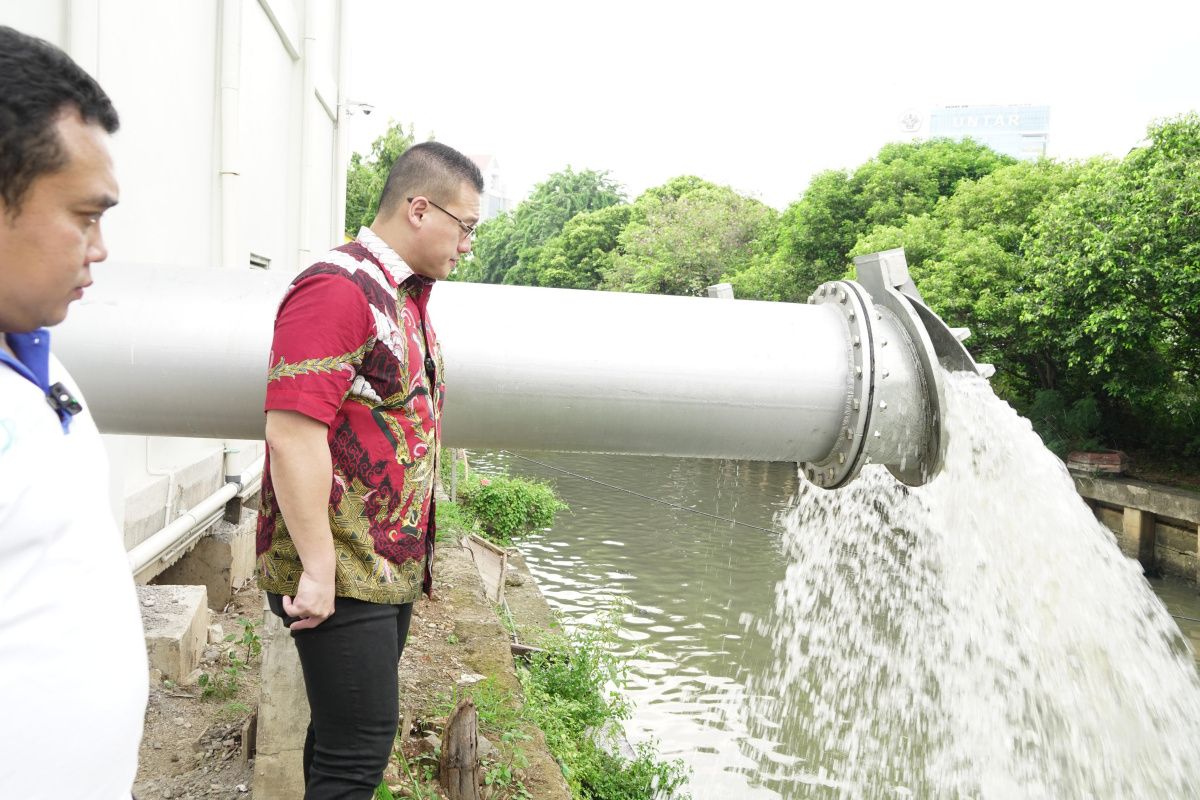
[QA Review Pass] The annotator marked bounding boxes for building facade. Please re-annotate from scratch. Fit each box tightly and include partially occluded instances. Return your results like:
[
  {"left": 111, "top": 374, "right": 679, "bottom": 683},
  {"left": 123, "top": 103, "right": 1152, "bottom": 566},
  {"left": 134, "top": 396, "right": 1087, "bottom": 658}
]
[
  {"left": 1, "top": 0, "right": 352, "bottom": 562},
  {"left": 928, "top": 104, "right": 1050, "bottom": 160},
  {"left": 470, "top": 153, "right": 510, "bottom": 221}
]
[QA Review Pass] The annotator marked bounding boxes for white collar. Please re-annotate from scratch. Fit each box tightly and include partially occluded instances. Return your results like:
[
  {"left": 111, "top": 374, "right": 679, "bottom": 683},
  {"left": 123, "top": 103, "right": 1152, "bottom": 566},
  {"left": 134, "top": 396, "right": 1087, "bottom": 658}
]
[{"left": 357, "top": 227, "right": 415, "bottom": 286}]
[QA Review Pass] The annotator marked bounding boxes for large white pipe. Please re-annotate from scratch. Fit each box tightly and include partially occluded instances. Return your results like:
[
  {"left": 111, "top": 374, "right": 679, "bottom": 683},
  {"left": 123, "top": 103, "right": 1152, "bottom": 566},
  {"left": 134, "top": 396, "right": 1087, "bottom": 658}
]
[
  {"left": 56, "top": 252, "right": 989, "bottom": 485},
  {"left": 55, "top": 264, "right": 849, "bottom": 463}
]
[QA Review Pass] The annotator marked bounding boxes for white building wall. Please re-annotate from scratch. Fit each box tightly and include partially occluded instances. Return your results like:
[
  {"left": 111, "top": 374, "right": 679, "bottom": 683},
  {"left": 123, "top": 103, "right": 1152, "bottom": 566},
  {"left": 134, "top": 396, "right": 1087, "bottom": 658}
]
[{"left": 0, "top": 0, "right": 348, "bottom": 553}]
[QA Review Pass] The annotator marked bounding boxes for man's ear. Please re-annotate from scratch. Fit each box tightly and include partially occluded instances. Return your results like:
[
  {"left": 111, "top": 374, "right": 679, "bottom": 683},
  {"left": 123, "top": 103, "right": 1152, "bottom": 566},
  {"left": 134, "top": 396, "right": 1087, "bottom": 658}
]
[{"left": 406, "top": 196, "right": 429, "bottom": 228}]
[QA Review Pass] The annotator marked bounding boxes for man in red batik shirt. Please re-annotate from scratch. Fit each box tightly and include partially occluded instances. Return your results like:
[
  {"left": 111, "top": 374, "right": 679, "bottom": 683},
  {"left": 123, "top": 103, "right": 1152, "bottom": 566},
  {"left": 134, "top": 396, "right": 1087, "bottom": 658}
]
[{"left": 256, "top": 141, "right": 482, "bottom": 797}]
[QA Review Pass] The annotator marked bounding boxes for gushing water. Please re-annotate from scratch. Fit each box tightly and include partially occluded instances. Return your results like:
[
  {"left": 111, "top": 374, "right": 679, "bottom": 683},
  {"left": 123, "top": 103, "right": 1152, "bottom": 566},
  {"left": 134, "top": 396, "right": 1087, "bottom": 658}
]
[{"left": 750, "top": 371, "right": 1200, "bottom": 798}]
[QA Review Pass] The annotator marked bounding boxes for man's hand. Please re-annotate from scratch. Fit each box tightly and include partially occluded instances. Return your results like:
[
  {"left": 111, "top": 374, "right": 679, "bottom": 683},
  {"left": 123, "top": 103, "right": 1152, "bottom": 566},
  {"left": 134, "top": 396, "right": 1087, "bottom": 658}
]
[{"left": 282, "top": 570, "right": 336, "bottom": 630}]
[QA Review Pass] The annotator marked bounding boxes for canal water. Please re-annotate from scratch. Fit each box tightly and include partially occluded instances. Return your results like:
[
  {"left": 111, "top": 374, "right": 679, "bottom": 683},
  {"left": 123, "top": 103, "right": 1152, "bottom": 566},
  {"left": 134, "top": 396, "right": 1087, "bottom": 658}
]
[{"left": 469, "top": 374, "right": 1200, "bottom": 799}]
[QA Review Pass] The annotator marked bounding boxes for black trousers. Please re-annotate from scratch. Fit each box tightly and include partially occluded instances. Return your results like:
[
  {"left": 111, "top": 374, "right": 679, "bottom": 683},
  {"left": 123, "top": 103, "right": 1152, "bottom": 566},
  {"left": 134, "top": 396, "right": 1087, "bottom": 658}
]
[{"left": 268, "top": 593, "right": 414, "bottom": 799}]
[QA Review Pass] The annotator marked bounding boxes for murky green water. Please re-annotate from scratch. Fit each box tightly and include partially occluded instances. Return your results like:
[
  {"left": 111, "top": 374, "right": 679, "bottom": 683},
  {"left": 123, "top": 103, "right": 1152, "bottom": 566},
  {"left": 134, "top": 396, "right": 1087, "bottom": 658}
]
[
  {"left": 470, "top": 451, "right": 800, "bottom": 797},
  {"left": 470, "top": 383, "right": 1200, "bottom": 798}
]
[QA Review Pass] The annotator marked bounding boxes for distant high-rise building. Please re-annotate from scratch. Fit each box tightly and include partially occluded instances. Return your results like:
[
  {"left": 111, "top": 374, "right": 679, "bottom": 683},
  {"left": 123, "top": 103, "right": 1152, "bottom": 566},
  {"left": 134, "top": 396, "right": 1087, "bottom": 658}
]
[
  {"left": 928, "top": 104, "right": 1050, "bottom": 160},
  {"left": 470, "top": 154, "right": 510, "bottom": 221}
]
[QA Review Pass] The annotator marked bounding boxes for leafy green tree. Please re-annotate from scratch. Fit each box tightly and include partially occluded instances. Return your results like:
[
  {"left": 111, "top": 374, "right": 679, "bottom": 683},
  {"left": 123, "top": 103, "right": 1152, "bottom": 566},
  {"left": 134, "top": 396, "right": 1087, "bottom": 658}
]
[
  {"left": 766, "top": 139, "right": 1014, "bottom": 296},
  {"left": 850, "top": 159, "right": 1084, "bottom": 401},
  {"left": 743, "top": 170, "right": 860, "bottom": 300},
  {"left": 460, "top": 167, "right": 625, "bottom": 285},
  {"left": 344, "top": 120, "right": 416, "bottom": 238},
  {"left": 856, "top": 138, "right": 1013, "bottom": 226},
  {"left": 517, "top": 204, "right": 632, "bottom": 289},
  {"left": 602, "top": 180, "right": 777, "bottom": 296},
  {"left": 1025, "top": 113, "right": 1200, "bottom": 452}
]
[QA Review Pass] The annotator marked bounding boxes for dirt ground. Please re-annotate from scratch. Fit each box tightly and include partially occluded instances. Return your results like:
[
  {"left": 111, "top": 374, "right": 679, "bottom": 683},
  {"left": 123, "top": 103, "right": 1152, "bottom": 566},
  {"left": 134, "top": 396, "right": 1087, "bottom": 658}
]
[
  {"left": 134, "top": 583, "right": 261, "bottom": 799},
  {"left": 133, "top": 534, "right": 568, "bottom": 800}
]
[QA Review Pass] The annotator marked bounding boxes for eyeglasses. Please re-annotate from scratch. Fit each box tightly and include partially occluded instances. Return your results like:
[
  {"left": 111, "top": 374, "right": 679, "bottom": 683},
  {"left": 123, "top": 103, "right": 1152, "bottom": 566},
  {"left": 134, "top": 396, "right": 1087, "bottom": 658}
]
[{"left": 407, "top": 196, "right": 476, "bottom": 239}]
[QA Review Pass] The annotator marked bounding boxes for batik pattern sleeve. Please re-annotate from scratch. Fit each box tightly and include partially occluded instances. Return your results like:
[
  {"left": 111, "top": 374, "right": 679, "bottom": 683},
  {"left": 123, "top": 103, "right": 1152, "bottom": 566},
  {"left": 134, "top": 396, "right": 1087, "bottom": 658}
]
[{"left": 265, "top": 272, "right": 375, "bottom": 424}]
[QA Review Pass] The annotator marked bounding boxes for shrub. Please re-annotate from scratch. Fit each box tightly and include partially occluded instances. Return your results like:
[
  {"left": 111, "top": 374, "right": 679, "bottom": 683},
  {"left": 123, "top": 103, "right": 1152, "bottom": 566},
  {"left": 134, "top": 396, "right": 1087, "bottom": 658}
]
[
  {"left": 461, "top": 474, "right": 567, "bottom": 545},
  {"left": 1026, "top": 389, "right": 1103, "bottom": 456}
]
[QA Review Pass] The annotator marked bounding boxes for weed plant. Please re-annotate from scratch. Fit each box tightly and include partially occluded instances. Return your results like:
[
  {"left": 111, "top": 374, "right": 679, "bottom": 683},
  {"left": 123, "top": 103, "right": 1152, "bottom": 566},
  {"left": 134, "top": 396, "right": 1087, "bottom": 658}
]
[
  {"left": 434, "top": 498, "right": 474, "bottom": 541},
  {"left": 199, "top": 618, "right": 260, "bottom": 701},
  {"left": 519, "top": 621, "right": 691, "bottom": 799}
]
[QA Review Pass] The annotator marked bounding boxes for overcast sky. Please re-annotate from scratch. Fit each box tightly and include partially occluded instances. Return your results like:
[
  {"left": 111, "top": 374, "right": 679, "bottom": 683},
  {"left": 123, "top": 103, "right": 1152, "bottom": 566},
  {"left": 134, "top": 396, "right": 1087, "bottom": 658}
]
[{"left": 345, "top": 0, "right": 1200, "bottom": 210}]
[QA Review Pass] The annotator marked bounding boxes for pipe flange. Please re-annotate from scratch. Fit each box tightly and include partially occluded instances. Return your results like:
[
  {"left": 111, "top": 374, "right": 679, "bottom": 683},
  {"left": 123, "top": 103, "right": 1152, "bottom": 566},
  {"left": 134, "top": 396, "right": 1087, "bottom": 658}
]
[{"left": 801, "top": 281, "right": 874, "bottom": 488}]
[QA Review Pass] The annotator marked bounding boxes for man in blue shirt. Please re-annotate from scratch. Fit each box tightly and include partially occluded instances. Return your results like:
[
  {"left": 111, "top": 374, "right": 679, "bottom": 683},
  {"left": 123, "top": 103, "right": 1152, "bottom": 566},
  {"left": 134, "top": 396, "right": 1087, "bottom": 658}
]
[{"left": 0, "top": 25, "right": 148, "bottom": 798}]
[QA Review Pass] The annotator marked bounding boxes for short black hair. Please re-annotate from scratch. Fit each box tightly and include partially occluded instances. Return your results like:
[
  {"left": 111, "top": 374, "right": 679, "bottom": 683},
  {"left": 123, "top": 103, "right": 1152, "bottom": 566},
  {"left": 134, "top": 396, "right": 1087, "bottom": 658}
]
[
  {"left": 378, "top": 141, "right": 484, "bottom": 217},
  {"left": 0, "top": 25, "right": 119, "bottom": 216}
]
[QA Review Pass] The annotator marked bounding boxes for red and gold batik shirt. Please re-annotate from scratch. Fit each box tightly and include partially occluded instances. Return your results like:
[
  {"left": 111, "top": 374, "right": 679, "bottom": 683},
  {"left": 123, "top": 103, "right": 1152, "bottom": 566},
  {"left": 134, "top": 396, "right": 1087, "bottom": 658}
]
[{"left": 255, "top": 227, "right": 443, "bottom": 604}]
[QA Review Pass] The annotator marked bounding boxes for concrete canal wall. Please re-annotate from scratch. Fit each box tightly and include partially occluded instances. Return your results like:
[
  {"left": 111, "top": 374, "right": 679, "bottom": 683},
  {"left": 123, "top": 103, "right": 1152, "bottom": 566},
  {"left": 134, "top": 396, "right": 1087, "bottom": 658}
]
[{"left": 1074, "top": 474, "right": 1200, "bottom": 582}]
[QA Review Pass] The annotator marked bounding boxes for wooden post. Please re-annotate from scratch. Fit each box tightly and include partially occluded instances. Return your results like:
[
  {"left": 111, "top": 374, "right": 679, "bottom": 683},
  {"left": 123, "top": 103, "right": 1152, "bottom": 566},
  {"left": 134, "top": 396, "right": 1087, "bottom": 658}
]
[
  {"left": 1123, "top": 507, "right": 1156, "bottom": 571},
  {"left": 450, "top": 448, "right": 458, "bottom": 503},
  {"left": 440, "top": 698, "right": 481, "bottom": 800}
]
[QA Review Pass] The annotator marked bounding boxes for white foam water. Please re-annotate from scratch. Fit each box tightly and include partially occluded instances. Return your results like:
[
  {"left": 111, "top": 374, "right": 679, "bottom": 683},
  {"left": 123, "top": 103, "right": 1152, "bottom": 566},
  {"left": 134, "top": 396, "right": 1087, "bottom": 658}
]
[{"left": 749, "top": 371, "right": 1200, "bottom": 798}]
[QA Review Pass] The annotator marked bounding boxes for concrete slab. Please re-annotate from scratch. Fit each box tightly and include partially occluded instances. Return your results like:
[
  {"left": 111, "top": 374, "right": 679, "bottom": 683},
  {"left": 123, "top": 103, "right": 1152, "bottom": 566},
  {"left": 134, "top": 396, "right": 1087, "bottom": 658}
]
[
  {"left": 1074, "top": 474, "right": 1200, "bottom": 523},
  {"left": 138, "top": 584, "right": 210, "bottom": 682}
]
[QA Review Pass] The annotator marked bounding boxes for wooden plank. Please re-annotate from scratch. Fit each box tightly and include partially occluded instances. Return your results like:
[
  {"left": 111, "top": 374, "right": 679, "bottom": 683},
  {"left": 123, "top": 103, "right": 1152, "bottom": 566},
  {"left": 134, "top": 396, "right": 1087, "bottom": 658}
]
[{"left": 462, "top": 535, "right": 508, "bottom": 603}]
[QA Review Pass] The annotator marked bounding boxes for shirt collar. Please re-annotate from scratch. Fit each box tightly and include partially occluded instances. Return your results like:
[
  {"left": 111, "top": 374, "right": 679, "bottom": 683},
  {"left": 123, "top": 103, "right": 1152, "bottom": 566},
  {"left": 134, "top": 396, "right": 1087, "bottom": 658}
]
[
  {"left": 357, "top": 226, "right": 416, "bottom": 288},
  {"left": 1, "top": 329, "right": 74, "bottom": 433},
  {"left": 2, "top": 329, "right": 51, "bottom": 390}
]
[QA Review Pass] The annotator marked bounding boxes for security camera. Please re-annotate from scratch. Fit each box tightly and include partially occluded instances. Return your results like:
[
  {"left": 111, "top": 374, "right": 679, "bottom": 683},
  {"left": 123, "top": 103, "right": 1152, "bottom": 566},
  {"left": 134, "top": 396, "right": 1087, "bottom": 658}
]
[{"left": 342, "top": 100, "right": 375, "bottom": 117}]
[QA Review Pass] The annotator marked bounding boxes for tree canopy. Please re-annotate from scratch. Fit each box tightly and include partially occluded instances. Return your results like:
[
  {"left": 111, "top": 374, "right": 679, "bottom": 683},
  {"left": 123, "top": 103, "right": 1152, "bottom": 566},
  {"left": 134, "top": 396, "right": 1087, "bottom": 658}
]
[
  {"left": 602, "top": 179, "right": 777, "bottom": 296},
  {"left": 1024, "top": 114, "right": 1200, "bottom": 452},
  {"left": 457, "top": 168, "right": 625, "bottom": 285},
  {"left": 344, "top": 120, "right": 417, "bottom": 239},
  {"left": 726, "top": 138, "right": 1015, "bottom": 303}
]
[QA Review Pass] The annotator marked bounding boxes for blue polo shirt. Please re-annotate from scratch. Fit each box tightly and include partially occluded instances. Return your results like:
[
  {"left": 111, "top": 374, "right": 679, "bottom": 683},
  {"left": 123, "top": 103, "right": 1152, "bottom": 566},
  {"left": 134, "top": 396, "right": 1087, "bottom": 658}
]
[{"left": 1, "top": 329, "right": 74, "bottom": 433}]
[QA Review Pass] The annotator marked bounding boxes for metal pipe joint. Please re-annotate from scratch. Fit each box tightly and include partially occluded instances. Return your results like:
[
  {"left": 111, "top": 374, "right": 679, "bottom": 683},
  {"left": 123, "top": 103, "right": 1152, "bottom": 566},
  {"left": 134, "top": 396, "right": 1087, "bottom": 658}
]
[{"left": 801, "top": 249, "right": 993, "bottom": 488}]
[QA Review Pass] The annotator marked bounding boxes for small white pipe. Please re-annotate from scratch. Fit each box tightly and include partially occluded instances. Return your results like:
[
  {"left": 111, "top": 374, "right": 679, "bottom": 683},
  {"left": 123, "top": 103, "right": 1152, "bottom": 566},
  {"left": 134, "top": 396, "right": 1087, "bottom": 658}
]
[
  {"left": 127, "top": 457, "right": 264, "bottom": 576},
  {"left": 333, "top": 0, "right": 350, "bottom": 243},
  {"left": 231, "top": 454, "right": 266, "bottom": 500},
  {"left": 218, "top": 0, "right": 243, "bottom": 269},
  {"left": 144, "top": 438, "right": 180, "bottom": 528},
  {"left": 296, "top": 0, "right": 318, "bottom": 267},
  {"left": 128, "top": 481, "right": 238, "bottom": 575}
]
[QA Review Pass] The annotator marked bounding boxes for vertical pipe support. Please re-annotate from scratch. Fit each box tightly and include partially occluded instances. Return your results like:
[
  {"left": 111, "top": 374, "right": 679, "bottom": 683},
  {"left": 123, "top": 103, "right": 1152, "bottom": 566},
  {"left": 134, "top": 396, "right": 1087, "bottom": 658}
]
[
  {"left": 333, "top": 0, "right": 350, "bottom": 244},
  {"left": 296, "top": 0, "right": 318, "bottom": 267},
  {"left": 219, "top": 0, "right": 243, "bottom": 270},
  {"left": 1123, "top": 507, "right": 1157, "bottom": 571}
]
